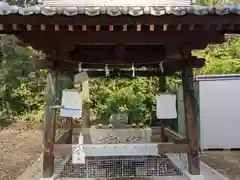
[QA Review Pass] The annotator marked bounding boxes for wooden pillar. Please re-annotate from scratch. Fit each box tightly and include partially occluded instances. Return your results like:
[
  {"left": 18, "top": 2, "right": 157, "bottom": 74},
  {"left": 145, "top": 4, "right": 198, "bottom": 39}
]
[
  {"left": 82, "top": 81, "right": 90, "bottom": 129},
  {"left": 66, "top": 75, "right": 74, "bottom": 144},
  {"left": 66, "top": 117, "right": 73, "bottom": 144},
  {"left": 182, "top": 68, "right": 200, "bottom": 175},
  {"left": 159, "top": 76, "right": 168, "bottom": 142},
  {"left": 81, "top": 81, "right": 91, "bottom": 143},
  {"left": 42, "top": 69, "right": 59, "bottom": 178}
]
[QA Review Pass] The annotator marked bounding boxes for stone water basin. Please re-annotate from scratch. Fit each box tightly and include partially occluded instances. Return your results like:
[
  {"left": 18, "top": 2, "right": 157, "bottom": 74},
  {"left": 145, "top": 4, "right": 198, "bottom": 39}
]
[{"left": 89, "top": 125, "right": 152, "bottom": 144}]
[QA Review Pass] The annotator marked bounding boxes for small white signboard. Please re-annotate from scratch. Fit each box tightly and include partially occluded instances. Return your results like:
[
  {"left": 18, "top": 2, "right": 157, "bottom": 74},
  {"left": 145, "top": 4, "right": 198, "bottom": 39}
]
[
  {"left": 72, "top": 147, "right": 85, "bottom": 164},
  {"left": 72, "top": 133, "right": 85, "bottom": 164},
  {"left": 60, "top": 89, "right": 82, "bottom": 118},
  {"left": 156, "top": 93, "right": 177, "bottom": 119}
]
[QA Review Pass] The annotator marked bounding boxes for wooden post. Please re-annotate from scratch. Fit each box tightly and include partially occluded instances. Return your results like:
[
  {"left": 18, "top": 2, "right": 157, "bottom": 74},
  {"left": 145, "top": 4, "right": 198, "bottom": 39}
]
[
  {"left": 81, "top": 81, "right": 91, "bottom": 143},
  {"left": 159, "top": 76, "right": 168, "bottom": 142},
  {"left": 66, "top": 117, "right": 73, "bottom": 144},
  {"left": 182, "top": 68, "right": 200, "bottom": 175},
  {"left": 82, "top": 81, "right": 90, "bottom": 129},
  {"left": 42, "top": 69, "right": 59, "bottom": 178},
  {"left": 66, "top": 76, "right": 74, "bottom": 144}
]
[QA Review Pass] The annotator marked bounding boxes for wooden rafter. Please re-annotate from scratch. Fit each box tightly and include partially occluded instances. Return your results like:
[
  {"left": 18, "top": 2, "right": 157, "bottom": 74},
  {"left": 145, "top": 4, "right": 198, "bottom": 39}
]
[
  {"left": 0, "top": 23, "right": 239, "bottom": 33},
  {"left": 0, "top": 14, "right": 240, "bottom": 29}
]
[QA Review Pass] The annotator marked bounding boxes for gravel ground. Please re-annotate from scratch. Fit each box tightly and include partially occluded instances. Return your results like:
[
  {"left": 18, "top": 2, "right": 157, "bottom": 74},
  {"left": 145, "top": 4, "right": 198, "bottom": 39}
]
[
  {"left": 201, "top": 151, "right": 240, "bottom": 180},
  {"left": 0, "top": 127, "right": 42, "bottom": 180},
  {"left": 16, "top": 155, "right": 42, "bottom": 180}
]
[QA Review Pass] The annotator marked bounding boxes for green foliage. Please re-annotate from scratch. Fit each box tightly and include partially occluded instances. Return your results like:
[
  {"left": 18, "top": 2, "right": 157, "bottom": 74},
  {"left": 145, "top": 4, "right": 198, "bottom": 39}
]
[
  {"left": 1, "top": 0, "right": 240, "bottom": 126},
  {"left": 15, "top": 110, "right": 45, "bottom": 122},
  {"left": 193, "top": 36, "right": 240, "bottom": 75},
  {"left": 2, "top": 36, "right": 240, "bottom": 125},
  {"left": 0, "top": 35, "right": 46, "bottom": 124},
  {"left": 89, "top": 77, "right": 158, "bottom": 124},
  {"left": 6, "top": 0, "right": 36, "bottom": 6},
  {"left": 196, "top": 0, "right": 233, "bottom": 5}
]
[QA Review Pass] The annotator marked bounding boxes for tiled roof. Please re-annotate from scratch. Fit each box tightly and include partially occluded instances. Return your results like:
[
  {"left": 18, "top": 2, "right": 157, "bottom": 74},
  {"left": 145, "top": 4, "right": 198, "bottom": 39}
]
[{"left": 0, "top": 1, "right": 240, "bottom": 16}]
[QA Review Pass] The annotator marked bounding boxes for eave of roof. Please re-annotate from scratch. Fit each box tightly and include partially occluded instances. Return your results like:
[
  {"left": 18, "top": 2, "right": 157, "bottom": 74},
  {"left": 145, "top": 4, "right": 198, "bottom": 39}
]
[{"left": 0, "top": 1, "right": 240, "bottom": 16}]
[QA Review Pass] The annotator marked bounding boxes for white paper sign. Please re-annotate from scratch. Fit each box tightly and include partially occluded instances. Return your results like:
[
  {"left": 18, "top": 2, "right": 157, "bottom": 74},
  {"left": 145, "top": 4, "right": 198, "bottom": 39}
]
[
  {"left": 60, "top": 89, "right": 82, "bottom": 118},
  {"left": 61, "top": 89, "right": 82, "bottom": 110},
  {"left": 72, "top": 133, "right": 85, "bottom": 164},
  {"left": 156, "top": 93, "right": 177, "bottom": 119},
  {"left": 72, "top": 147, "right": 85, "bottom": 164}
]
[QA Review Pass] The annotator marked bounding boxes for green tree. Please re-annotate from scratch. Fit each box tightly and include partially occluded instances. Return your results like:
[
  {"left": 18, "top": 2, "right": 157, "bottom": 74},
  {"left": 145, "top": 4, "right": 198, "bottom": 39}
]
[
  {"left": 193, "top": 36, "right": 240, "bottom": 75},
  {"left": 0, "top": 35, "right": 46, "bottom": 124},
  {"left": 196, "top": 0, "right": 232, "bottom": 5},
  {"left": 1, "top": 0, "right": 240, "bottom": 126},
  {"left": 89, "top": 77, "right": 158, "bottom": 124}
]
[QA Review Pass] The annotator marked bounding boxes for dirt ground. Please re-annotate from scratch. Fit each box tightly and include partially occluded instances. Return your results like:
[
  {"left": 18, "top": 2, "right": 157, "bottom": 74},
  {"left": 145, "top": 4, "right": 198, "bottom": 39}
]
[
  {"left": 201, "top": 151, "right": 240, "bottom": 180},
  {"left": 0, "top": 123, "right": 42, "bottom": 180}
]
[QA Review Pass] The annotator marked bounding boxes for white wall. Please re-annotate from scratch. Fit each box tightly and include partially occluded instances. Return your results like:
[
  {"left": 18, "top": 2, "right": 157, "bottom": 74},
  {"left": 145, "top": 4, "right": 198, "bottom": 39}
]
[{"left": 199, "top": 79, "right": 240, "bottom": 149}]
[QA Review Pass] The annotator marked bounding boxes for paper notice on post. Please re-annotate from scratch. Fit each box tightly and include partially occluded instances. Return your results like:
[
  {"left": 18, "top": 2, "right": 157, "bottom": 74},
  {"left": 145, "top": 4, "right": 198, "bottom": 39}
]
[
  {"left": 72, "top": 146, "right": 85, "bottom": 164},
  {"left": 60, "top": 89, "right": 82, "bottom": 118},
  {"left": 61, "top": 89, "right": 82, "bottom": 110},
  {"left": 72, "top": 132, "right": 85, "bottom": 164},
  {"left": 156, "top": 93, "right": 177, "bottom": 119}
]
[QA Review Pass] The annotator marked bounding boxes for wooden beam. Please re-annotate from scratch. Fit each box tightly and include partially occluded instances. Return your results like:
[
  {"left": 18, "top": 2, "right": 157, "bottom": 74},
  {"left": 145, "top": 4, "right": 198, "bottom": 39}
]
[
  {"left": 174, "top": 138, "right": 189, "bottom": 144},
  {"left": 67, "top": 45, "right": 166, "bottom": 62},
  {"left": 158, "top": 76, "right": 168, "bottom": 142},
  {"left": 164, "top": 128, "right": 188, "bottom": 144},
  {"left": 36, "top": 54, "right": 204, "bottom": 70},
  {"left": 164, "top": 127, "right": 185, "bottom": 139},
  {"left": 82, "top": 80, "right": 90, "bottom": 129},
  {"left": 63, "top": 43, "right": 216, "bottom": 62},
  {"left": 182, "top": 68, "right": 200, "bottom": 175},
  {"left": 1, "top": 14, "right": 240, "bottom": 27},
  {"left": 0, "top": 24, "right": 234, "bottom": 33},
  {"left": 158, "top": 143, "right": 189, "bottom": 153},
  {"left": 16, "top": 31, "right": 224, "bottom": 51},
  {"left": 53, "top": 143, "right": 189, "bottom": 156},
  {"left": 65, "top": 78, "right": 74, "bottom": 144},
  {"left": 66, "top": 118, "right": 73, "bottom": 144},
  {"left": 55, "top": 128, "right": 71, "bottom": 144},
  {"left": 159, "top": 76, "right": 167, "bottom": 93},
  {"left": 151, "top": 127, "right": 162, "bottom": 135},
  {"left": 53, "top": 57, "right": 206, "bottom": 71},
  {"left": 42, "top": 69, "right": 58, "bottom": 178}
]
